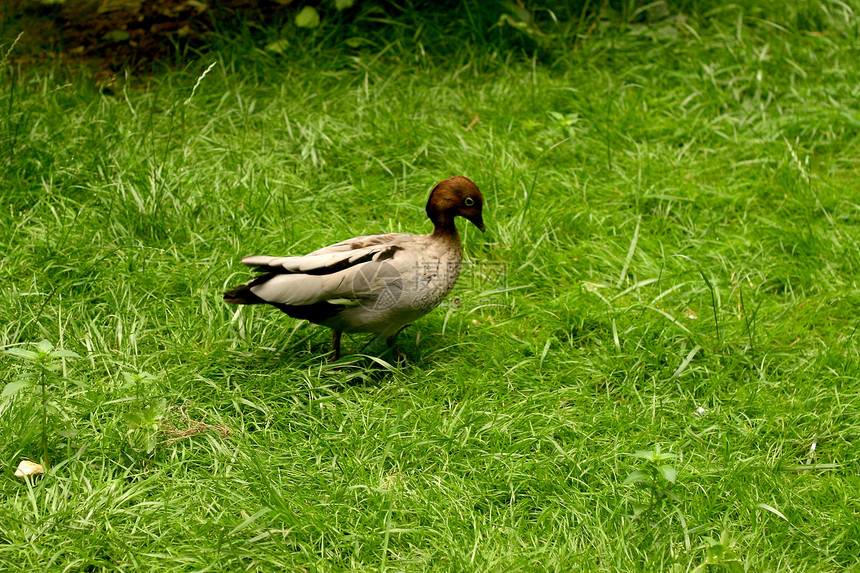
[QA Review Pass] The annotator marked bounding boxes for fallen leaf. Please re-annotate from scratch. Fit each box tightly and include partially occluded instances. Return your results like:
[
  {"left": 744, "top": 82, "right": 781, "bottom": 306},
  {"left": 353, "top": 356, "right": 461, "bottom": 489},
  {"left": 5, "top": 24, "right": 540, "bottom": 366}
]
[{"left": 15, "top": 460, "right": 45, "bottom": 479}]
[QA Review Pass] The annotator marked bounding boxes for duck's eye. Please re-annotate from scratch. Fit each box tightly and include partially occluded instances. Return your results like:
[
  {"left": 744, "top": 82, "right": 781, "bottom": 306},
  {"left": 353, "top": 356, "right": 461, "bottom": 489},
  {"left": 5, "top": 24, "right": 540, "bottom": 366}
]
[{"left": 464, "top": 197, "right": 475, "bottom": 207}]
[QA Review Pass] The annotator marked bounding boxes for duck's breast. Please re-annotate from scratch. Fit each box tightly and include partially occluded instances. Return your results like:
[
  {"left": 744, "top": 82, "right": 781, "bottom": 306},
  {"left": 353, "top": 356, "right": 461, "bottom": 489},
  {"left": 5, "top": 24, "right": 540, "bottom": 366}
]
[{"left": 395, "top": 234, "right": 463, "bottom": 312}]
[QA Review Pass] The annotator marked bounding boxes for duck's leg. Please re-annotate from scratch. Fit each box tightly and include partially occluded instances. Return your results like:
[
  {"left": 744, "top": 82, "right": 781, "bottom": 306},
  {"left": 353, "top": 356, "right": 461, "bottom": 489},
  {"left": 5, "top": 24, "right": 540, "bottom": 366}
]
[
  {"left": 386, "top": 334, "right": 407, "bottom": 365},
  {"left": 329, "top": 330, "right": 342, "bottom": 361}
]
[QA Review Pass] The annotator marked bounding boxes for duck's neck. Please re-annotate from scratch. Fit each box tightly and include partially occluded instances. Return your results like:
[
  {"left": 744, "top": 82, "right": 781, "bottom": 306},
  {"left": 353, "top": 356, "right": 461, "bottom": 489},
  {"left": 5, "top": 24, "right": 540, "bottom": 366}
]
[{"left": 431, "top": 216, "right": 460, "bottom": 241}]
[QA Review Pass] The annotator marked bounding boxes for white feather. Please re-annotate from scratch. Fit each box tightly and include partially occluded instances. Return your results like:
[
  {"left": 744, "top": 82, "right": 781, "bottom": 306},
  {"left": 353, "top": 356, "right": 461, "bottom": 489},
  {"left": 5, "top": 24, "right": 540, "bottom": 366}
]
[
  {"left": 242, "top": 246, "right": 386, "bottom": 274},
  {"left": 250, "top": 271, "right": 354, "bottom": 305}
]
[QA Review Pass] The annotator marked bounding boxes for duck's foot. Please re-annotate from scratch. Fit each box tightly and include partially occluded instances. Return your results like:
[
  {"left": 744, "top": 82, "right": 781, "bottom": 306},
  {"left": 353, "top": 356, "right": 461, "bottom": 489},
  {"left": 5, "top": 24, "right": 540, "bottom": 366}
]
[
  {"left": 390, "top": 347, "right": 407, "bottom": 366},
  {"left": 386, "top": 335, "right": 407, "bottom": 366}
]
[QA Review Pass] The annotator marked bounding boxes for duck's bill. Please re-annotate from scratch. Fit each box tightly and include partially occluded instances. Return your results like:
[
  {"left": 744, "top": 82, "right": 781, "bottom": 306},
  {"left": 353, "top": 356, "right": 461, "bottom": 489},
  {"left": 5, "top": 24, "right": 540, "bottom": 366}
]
[{"left": 467, "top": 214, "right": 485, "bottom": 232}]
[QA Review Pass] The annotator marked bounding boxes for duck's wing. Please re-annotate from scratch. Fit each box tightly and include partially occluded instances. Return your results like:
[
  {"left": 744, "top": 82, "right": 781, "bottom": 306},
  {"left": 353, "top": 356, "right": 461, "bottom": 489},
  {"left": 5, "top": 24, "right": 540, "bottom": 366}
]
[
  {"left": 234, "top": 235, "right": 411, "bottom": 307},
  {"left": 241, "top": 233, "right": 404, "bottom": 272},
  {"left": 304, "top": 233, "right": 404, "bottom": 256}
]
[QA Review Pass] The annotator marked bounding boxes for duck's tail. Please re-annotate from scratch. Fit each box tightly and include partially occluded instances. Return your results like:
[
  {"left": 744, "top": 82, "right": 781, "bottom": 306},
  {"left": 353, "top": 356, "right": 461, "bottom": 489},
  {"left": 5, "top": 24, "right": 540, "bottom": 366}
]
[
  {"left": 224, "top": 280, "right": 344, "bottom": 325},
  {"left": 224, "top": 283, "right": 266, "bottom": 305}
]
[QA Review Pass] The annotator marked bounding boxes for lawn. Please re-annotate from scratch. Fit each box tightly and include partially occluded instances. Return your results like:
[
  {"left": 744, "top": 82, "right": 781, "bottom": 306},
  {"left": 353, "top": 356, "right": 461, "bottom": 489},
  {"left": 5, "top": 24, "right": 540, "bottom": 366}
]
[{"left": 1, "top": 1, "right": 859, "bottom": 570}]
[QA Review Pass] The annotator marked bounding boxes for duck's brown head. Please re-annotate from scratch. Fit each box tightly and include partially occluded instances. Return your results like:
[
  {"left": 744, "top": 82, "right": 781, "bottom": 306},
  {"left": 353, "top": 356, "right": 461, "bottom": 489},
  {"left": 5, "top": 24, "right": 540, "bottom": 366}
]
[{"left": 426, "top": 175, "right": 484, "bottom": 235}]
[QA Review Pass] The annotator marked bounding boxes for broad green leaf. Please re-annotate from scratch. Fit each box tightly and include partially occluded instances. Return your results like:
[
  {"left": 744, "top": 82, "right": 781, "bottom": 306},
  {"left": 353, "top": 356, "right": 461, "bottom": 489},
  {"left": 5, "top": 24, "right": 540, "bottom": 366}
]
[
  {"left": 145, "top": 433, "right": 158, "bottom": 454},
  {"left": 658, "top": 465, "right": 677, "bottom": 483},
  {"left": 35, "top": 340, "right": 54, "bottom": 354},
  {"left": 706, "top": 543, "right": 725, "bottom": 560},
  {"left": 295, "top": 6, "right": 320, "bottom": 28},
  {"left": 123, "top": 411, "right": 143, "bottom": 427},
  {"left": 4, "top": 348, "right": 38, "bottom": 360},
  {"left": 632, "top": 446, "right": 676, "bottom": 462},
  {"left": 52, "top": 350, "right": 80, "bottom": 359},
  {"left": 334, "top": 0, "right": 355, "bottom": 9},
  {"left": 2, "top": 380, "right": 33, "bottom": 398},
  {"left": 623, "top": 470, "right": 649, "bottom": 484}
]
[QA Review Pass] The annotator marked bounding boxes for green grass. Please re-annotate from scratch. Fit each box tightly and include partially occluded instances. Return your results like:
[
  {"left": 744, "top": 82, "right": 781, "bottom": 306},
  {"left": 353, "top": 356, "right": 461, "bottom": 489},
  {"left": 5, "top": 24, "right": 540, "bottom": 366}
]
[{"left": 2, "top": 1, "right": 860, "bottom": 570}]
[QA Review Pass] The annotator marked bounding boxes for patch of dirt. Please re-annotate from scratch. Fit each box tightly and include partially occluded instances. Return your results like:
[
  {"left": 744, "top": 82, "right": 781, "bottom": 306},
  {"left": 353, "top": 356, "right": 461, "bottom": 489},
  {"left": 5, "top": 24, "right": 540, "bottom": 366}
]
[{"left": 2, "top": 0, "right": 292, "bottom": 74}]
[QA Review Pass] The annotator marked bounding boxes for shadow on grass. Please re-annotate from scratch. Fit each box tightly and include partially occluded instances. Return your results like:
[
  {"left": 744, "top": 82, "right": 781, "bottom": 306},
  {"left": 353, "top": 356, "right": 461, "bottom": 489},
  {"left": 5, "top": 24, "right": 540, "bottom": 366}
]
[{"left": 223, "top": 324, "right": 447, "bottom": 387}]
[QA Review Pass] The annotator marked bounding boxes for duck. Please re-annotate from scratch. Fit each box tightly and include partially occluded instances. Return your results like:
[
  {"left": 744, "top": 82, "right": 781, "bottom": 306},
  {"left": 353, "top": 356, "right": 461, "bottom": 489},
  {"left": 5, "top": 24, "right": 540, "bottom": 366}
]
[{"left": 224, "top": 175, "right": 485, "bottom": 360}]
